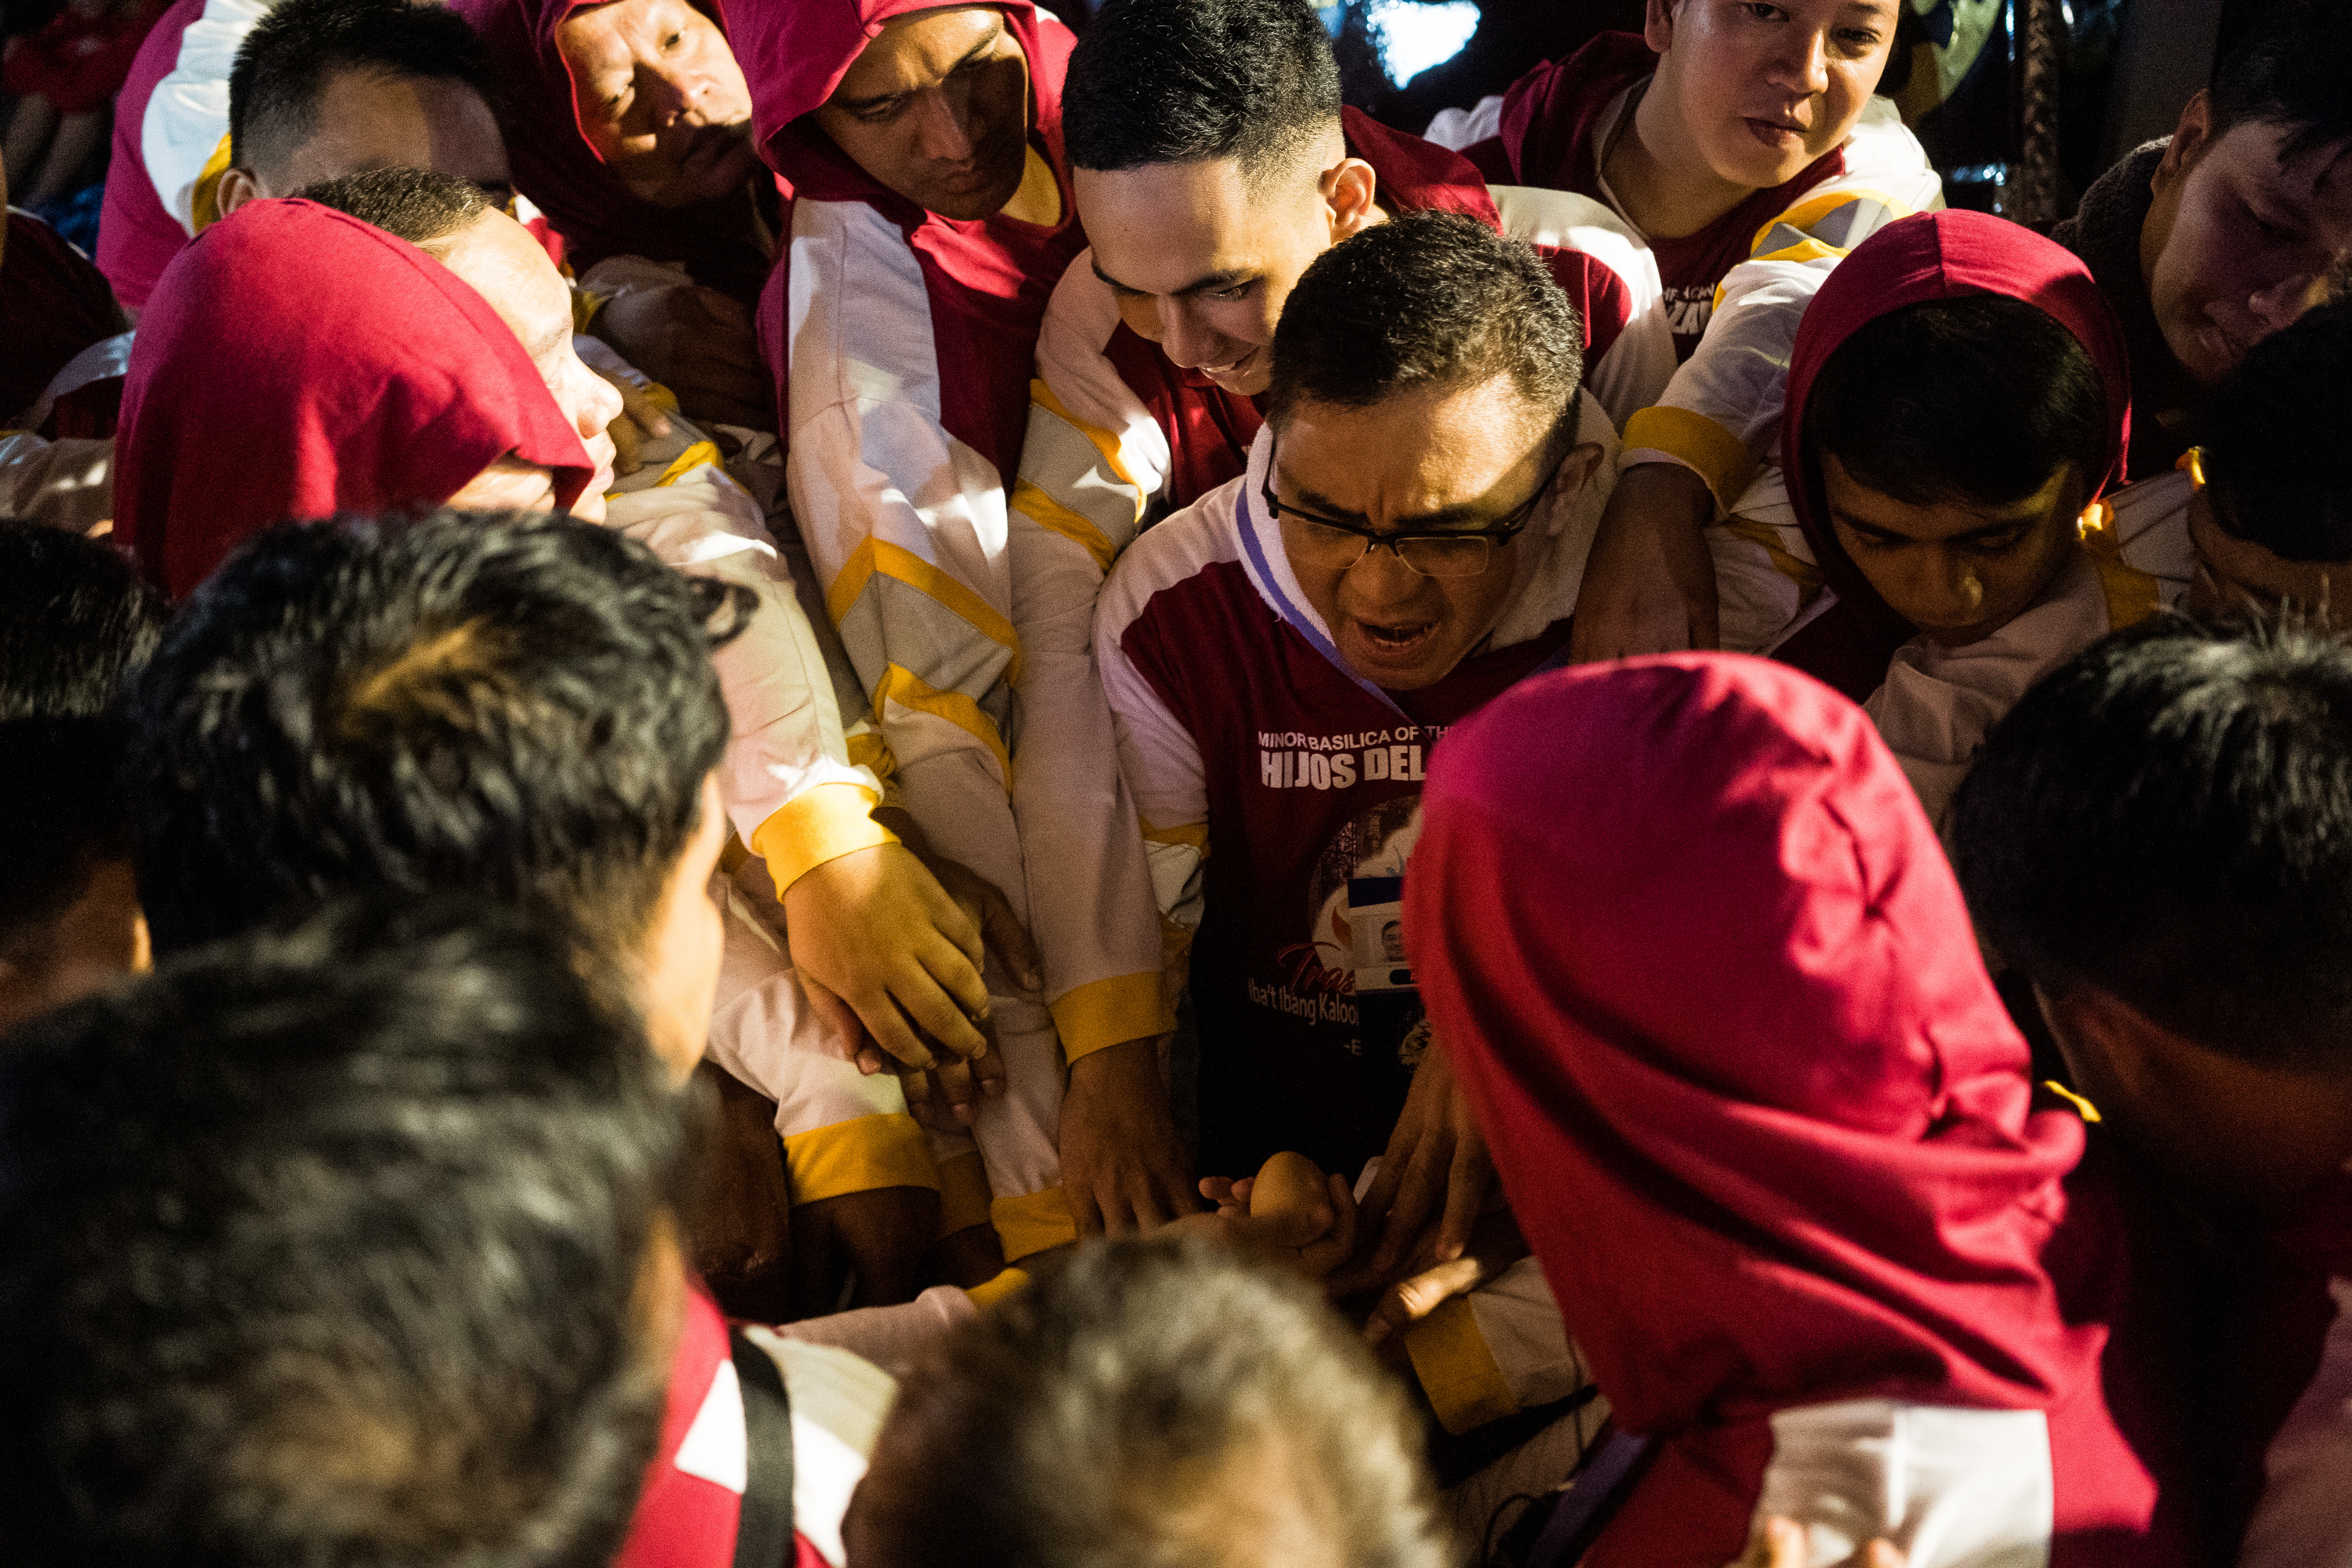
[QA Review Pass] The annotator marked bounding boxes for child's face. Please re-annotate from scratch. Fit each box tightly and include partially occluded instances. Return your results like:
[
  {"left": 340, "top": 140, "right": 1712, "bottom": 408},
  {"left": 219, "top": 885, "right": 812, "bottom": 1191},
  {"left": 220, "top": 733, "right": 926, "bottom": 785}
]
[
  {"left": 1821, "top": 454, "right": 2085, "bottom": 644},
  {"left": 1649, "top": 0, "right": 1898, "bottom": 192}
]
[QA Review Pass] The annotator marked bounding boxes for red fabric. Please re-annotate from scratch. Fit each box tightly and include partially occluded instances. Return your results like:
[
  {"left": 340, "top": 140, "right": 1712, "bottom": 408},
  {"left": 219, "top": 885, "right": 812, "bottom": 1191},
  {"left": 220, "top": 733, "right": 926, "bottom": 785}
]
[
  {"left": 449, "top": 0, "right": 772, "bottom": 301},
  {"left": 3, "top": 0, "right": 167, "bottom": 112},
  {"left": 92, "top": 0, "right": 201, "bottom": 311},
  {"left": 616, "top": 1283, "right": 742, "bottom": 1568},
  {"left": 0, "top": 208, "right": 121, "bottom": 420},
  {"left": 1409, "top": 654, "right": 2174, "bottom": 1566},
  {"left": 116, "top": 198, "right": 595, "bottom": 598},
  {"left": 1773, "top": 209, "right": 2133, "bottom": 701},
  {"left": 1093, "top": 106, "right": 1628, "bottom": 512},
  {"left": 740, "top": 0, "right": 1083, "bottom": 484},
  {"left": 1489, "top": 31, "right": 1846, "bottom": 359}
]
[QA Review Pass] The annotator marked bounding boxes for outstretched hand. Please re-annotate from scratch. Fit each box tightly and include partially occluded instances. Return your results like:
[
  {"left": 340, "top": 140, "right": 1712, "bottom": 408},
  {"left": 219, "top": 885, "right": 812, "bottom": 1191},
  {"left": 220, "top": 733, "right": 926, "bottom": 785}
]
[
  {"left": 587, "top": 364, "right": 674, "bottom": 476},
  {"left": 781, "top": 840, "right": 998, "bottom": 1072},
  {"left": 1061, "top": 1037, "right": 1201, "bottom": 1233},
  {"left": 1328, "top": 1040, "right": 1495, "bottom": 1299},
  {"left": 1186, "top": 1152, "right": 1358, "bottom": 1276},
  {"left": 1565, "top": 462, "right": 1722, "bottom": 663}
]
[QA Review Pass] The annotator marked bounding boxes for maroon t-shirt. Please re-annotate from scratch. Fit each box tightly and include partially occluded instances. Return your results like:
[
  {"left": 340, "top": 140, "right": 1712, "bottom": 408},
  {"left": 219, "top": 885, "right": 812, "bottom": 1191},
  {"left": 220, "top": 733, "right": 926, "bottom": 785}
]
[{"left": 1468, "top": 31, "right": 1845, "bottom": 359}]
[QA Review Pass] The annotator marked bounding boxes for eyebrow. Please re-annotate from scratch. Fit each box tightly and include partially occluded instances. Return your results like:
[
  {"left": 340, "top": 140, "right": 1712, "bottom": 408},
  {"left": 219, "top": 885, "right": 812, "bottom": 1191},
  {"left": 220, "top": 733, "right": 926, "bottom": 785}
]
[
  {"left": 1286, "top": 477, "right": 1494, "bottom": 532},
  {"left": 1830, "top": 506, "right": 2040, "bottom": 543},
  {"left": 1091, "top": 258, "right": 1259, "bottom": 299},
  {"left": 834, "top": 19, "right": 1004, "bottom": 112}
]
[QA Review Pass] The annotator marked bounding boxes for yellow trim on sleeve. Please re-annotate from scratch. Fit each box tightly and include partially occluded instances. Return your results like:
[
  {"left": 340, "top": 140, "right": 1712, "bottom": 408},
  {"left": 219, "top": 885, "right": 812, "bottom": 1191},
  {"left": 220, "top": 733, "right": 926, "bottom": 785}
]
[
  {"left": 189, "top": 133, "right": 233, "bottom": 233},
  {"left": 1622, "top": 406, "right": 1758, "bottom": 511},
  {"left": 1050, "top": 972, "right": 1173, "bottom": 1066},
  {"left": 782, "top": 1112, "right": 941, "bottom": 1205},
  {"left": 990, "top": 1185, "right": 1077, "bottom": 1262},
  {"left": 844, "top": 728, "right": 897, "bottom": 783},
  {"left": 1405, "top": 1295, "right": 1521, "bottom": 1436},
  {"left": 747, "top": 782, "right": 896, "bottom": 897},
  {"left": 651, "top": 439, "right": 724, "bottom": 489},
  {"left": 1718, "top": 514, "right": 1825, "bottom": 600},
  {"left": 873, "top": 664, "right": 1014, "bottom": 791},
  {"left": 965, "top": 1265, "right": 1032, "bottom": 1310},
  {"left": 1749, "top": 186, "right": 1910, "bottom": 256},
  {"left": 933, "top": 1150, "right": 994, "bottom": 1239},
  {"left": 1030, "top": 377, "right": 1148, "bottom": 511},
  {"left": 1140, "top": 818, "right": 1209, "bottom": 850},
  {"left": 824, "top": 535, "right": 1021, "bottom": 668},
  {"left": 2077, "top": 499, "right": 2161, "bottom": 631},
  {"left": 1011, "top": 479, "right": 1120, "bottom": 574}
]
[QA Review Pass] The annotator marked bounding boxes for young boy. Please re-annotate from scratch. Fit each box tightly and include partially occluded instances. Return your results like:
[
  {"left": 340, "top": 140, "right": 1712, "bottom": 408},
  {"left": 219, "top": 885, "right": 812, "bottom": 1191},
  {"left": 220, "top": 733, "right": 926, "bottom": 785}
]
[
  {"left": 1953, "top": 620, "right": 2352, "bottom": 1564},
  {"left": 0, "top": 521, "right": 163, "bottom": 1034},
  {"left": 1702, "top": 210, "right": 2188, "bottom": 826}
]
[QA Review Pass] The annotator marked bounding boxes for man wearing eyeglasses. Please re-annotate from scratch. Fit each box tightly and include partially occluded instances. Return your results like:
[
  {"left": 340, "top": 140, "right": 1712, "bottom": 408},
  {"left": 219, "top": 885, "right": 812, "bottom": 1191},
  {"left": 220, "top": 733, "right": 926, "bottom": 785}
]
[{"left": 1094, "top": 210, "right": 1614, "bottom": 1448}]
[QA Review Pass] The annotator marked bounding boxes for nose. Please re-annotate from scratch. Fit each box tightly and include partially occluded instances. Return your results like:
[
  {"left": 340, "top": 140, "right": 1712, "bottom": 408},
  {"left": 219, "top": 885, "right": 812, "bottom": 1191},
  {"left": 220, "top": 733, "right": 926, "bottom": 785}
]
[
  {"left": 2249, "top": 270, "right": 2320, "bottom": 333},
  {"left": 914, "top": 86, "right": 977, "bottom": 165},
  {"left": 1768, "top": 27, "right": 1830, "bottom": 96},
  {"left": 1344, "top": 540, "right": 1429, "bottom": 603},
  {"left": 643, "top": 62, "right": 704, "bottom": 129},
  {"left": 1160, "top": 303, "right": 1228, "bottom": 370},
  {"left": 579, "top": 369, "right": 624, "bottom": 442},
  {"left": 1918, "top": 551, "right": 1987, "bottom": 622}
]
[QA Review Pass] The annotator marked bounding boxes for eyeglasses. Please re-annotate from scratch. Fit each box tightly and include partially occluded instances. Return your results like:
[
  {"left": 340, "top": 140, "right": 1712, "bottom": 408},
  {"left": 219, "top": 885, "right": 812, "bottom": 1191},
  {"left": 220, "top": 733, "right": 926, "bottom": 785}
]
[{"left": 1261, "top": 429, "right": 1563, "bottom": 580}]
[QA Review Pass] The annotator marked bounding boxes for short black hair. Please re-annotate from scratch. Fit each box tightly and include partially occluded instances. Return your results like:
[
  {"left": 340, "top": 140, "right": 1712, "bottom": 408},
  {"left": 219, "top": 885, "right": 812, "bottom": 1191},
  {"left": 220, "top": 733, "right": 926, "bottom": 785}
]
[
  {"left": 2209, "top": 0, "right": 2352, "bottom": 165},
  {"left": 228, "top": 0, "right": 496, "bottom": 179},
  {"left": 1953, "top": 617, "right": 2352, "bottom": 1076},
  {"left": 1805, "top": 293, "right": 2108, "bottom": 510},
  {"left": 129, "top": 510, "right": 739, "bottom": 961},
  {"left": 1064, "top": 0, "right": 1341, "bottom": 188},
  {"left": 849, "top": 1236, "right": 1448, "bottom": 1568},
  {"left": 0, "top": 895, "right": 679, "bottom": 1567},
  {"left": 0, "top": 523, "right": 167, "bottom": 967},
  {"left": 0, "top": 521, "right": 166, "bottom": 724},
  {"left": 1265, "top": 209, "right": 1583, "bottom": 433},
  {"left": 302, "top": 163, "right": 493, "bottom": 254},
  {"left": 2201, "top": 297, "right": 2352, "bottom": 562}
]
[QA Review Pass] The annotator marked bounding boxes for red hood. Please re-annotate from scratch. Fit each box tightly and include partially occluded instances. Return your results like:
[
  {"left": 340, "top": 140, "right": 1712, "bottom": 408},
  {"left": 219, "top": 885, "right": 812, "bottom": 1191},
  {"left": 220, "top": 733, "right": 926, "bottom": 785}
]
[
  {"left": 728, "top": 0, "right": 1071, "bottom": 205},
  {"left": 1410, "top": 653, "right": 2103, "bottom": 1439},
  {"left": 1779, "top": 209, "right": 2132, "bottom": 690},
  {"left": 118, "top": 199, "right": 594, "bottom": 600}
]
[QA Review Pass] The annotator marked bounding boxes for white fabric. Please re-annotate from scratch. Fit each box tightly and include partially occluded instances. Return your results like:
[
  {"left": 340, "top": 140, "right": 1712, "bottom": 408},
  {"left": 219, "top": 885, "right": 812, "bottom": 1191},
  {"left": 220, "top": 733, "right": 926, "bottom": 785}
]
[
  {"left": 12, "top": 328, "right": 133, "bottom": 430},
  {"left": 1489, "top": 184, "right": 1673, "bottom": 429},
  {"left": 1756, "top": 1400, "right": 2053, "bottom": 1567},
  {"left": 739, "top": 1333, "right": 898, "bottom": 1568},
  {"left": 0, "top": 433, "right": 112, "bottom": 534},
  {"left": 671, "top": 1356, "right": 749, "bottom": 1495},
  {"left": 769, "top": 1283, "right": 978, "bottom": 1380},
  {"left": 1423, "top": 93, "right": 1505, "bottom": 151},
  {"left": 2240, "top": 1275, "right": 2352, "bottom": 1567},
  {"left": 139, "top": 0, "right": 268, "bottom": 231}
]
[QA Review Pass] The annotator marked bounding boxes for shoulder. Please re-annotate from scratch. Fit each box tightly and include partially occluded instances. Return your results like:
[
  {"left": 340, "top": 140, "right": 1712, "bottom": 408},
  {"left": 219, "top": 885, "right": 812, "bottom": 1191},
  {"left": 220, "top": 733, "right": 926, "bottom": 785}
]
[{"left": 1100, "top": 479, "right": 1248, "bottom": 643}]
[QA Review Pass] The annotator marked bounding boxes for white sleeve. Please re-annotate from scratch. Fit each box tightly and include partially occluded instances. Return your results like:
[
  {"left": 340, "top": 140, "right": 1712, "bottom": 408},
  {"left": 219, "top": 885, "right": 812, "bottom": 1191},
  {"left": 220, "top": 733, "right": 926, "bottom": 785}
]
[
  {"left": 1491, "top": 185, "right": 1675, "bottom": 430},
  {"left": 0, "top": 433, "right": 113, "bottom": 536},
  {"left": 140, "top": 0, "right": 269, "bottom": 230},
  {"left": 1755, "top": 1400, "right": 2056, "bottom": 1566},
  {"left": 1424, "top": 94, "right": 1505, "bottom": 150},
  {"left": 1029, "top": 250, "right": 1177, "bottom": 511}
]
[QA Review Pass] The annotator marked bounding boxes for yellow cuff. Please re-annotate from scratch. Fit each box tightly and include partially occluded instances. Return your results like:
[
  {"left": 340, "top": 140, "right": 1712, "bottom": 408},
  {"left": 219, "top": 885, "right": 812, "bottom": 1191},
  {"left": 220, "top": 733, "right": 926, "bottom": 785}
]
[
  {"left": 190, "top": 133, "right": 233, "bottom": 233},
  {"left": 1405, "top": 1295, "right": 1519, "bottom": 1436},
  {"left": 570, "top": 289, "right": 608, "bottom": 334},
  {"left": 1623, "top": 406, "right": 1759, "bottom": 513},
  {"left": 749, "top": 783, "right": 896, "bottom": 897},
  {"left": 782, "top": 1113, "right": 940, "bottom": 1206},
  {"left": 934, "top": 1149, "right": 994, "bottom": 1239},
  {"left": 1051, "top": 972, "right": 1174, "bottom": 1066},
  {"left": 990, "top": 1185, "right": 1077, "bottom": 1262},
  {"left": 650, "top": 439, "right": 723, "bottom": 490},
  {"left": 965, "top": 1266, "right": 1031, "bottom": 1310}
]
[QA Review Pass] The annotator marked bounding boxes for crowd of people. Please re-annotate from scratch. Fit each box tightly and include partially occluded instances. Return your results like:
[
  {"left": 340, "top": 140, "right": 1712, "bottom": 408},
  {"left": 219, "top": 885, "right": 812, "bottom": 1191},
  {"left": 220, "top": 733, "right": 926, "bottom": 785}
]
[{"left": 2, "top": 0, "right": 2350, "bottom": 1562}]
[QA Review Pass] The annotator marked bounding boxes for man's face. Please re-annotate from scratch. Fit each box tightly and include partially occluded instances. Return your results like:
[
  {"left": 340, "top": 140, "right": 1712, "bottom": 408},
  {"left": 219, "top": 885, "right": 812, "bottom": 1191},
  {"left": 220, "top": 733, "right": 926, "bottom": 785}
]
[
  {"left": 1078, "top": 145, "right": 1371, "bottom": 398},
  {"left": 810, "top": 6, "right": 1030, "bottom": 222},
  {"left": 1821, "top": 454, "right": 2085, "bottom": 645},
  {"left": 2185, "top": 484, "right": 2352, "bottom": 630},
  {"left": 634, "top": 774, "right": 730, "bottom": 1085},
  {"left": 1648, "top": 0, "right": 1897, "bottom": 192},
  {"left": 1274, "top": 376, "right": 1598, "bottom": 691},
  {"left": 224, "top": 69, "right": 512, "bottom": 213},
  {"left": 2146, "top": 98, "right": 2352, "bottom": 389},
  {"left": 557, "top": 0, "right": 760, "bottom": 208},
  {"left": 430, "top": 208, "right": 624, "bottom": 519}
]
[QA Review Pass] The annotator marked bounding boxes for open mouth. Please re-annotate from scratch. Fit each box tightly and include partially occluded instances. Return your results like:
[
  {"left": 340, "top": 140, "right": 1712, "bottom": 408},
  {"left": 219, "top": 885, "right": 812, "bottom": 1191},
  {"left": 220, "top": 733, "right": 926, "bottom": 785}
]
[
  {"left": 1349, "top": 618, "right": 1439, "bottom": 660},
  {"left": 1198, "top": 346, "right": 1260, "bottom": 384}
]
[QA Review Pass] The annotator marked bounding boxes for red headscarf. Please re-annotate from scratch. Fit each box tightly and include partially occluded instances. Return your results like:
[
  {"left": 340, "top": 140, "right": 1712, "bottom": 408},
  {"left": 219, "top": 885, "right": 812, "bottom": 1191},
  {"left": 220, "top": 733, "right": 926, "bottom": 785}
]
[
  {"left": 450, "top": 0, "right": 774, "bottom": 300},
  {"left": 731, "top": 0, "right": 1083, "bottom": 481},
  {"left": 1775, "top": 209, "right": 2133, "bottom": 700},
  {"left": 1408, "top": 654, "right": 2169, "bottom": 1564},
  {"left": 118, "top": 199, "right": 594, "bottom": 600}
]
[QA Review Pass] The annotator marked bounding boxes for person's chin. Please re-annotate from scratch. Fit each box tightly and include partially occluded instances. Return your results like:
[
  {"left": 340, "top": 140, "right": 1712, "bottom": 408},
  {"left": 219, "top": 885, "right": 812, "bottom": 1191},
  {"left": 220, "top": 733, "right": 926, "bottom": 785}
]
[
  {"left": 1338, "top": 618, "right": 1454, "bottom": 690},
  {"left": 917, "top": 149, "right": 1028, "bottom": 221},
  {"left": 2166, "top": 312, "right": 2249, "bottom": 388},
  {"left": 1195, "top": 345, "right": 1269, "bottom": 396}
]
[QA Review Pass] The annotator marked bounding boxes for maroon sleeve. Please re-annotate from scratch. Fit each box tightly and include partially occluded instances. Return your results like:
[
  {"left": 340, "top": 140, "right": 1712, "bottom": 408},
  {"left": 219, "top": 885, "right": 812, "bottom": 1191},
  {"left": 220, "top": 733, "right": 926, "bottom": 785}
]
[{"left": 1535, "top": 244, "right": 1632, "bottom": 366}]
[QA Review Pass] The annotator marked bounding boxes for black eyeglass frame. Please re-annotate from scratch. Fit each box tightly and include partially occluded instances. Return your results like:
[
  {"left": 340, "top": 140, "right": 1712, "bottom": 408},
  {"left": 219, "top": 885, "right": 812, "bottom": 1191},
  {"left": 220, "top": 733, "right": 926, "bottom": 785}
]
[{"left": 1259, "top": 427, "right": 1569, "bottom": 579}]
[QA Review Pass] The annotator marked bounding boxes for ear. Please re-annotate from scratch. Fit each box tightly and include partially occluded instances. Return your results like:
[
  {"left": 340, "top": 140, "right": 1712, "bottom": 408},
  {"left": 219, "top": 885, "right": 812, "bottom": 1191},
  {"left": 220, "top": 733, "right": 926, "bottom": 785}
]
[
  {"left": 2035, "top": 980, "right": 2162, "bottom": 1115},
  {"left": 1557, "top": 439, "right": 1607, "bottom": 500},
  {"left": 1644, "top": 0, "right": 1678, "bottom": 54},
  {"left": 1324, "top": 157, "right": 1379, "bottom": 243},
  {"left": 2154, "top": 89, "right": 2214, "bottom": 195},
  {"left": 213, "top": 166, "right": 262, "bottom": 218}
]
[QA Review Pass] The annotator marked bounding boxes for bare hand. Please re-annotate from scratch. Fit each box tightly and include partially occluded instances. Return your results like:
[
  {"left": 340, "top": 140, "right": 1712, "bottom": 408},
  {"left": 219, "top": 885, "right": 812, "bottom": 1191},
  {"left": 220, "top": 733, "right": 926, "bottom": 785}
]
[
  {"left": 1736, "top": 1518, "right": 1907, "bottom": 1568},
  {"left": 1360, "top": 1207, "right": 1529, "bottom": 1346},
  {"left": 589, "top": 364, "right": 674, "bottom": 476},
  {"left": 782, "top": 841, "right": 994, "bottom": 1069},
  {"left": 1566, "top": 462, "right": 1722, "bottom": 663},
  {"left": 1060, "top": 1036, "right": 1201, "bottom": 1234},
  {"left": 591, "top": 282, "right": 769, "bottom": 430},
  {"left": 1329, "top": 1040, "right": 1495, "bottom": 1299}
]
